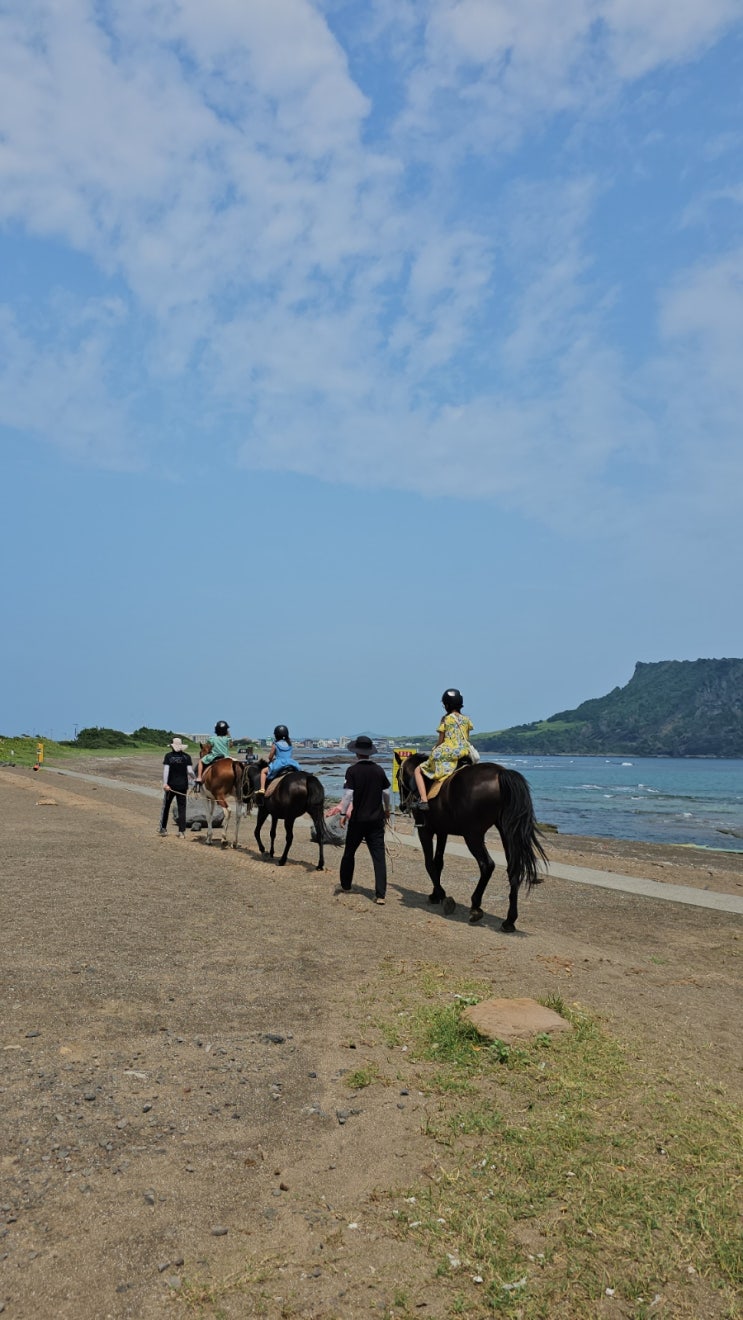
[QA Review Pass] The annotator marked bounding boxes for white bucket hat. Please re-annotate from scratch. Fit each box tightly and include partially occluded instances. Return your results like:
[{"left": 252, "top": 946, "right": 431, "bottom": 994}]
[{"left": 171, "top": 737, "right": 187, "bottom": 751}]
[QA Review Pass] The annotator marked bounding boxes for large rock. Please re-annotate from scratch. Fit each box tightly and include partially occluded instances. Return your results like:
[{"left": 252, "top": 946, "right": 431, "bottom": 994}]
[
  {"left": 170, "top": 798, "right": 225, "bottom": 831},
  {"left": 462, "top": 997, "right": 571, "bottom": 1042}
]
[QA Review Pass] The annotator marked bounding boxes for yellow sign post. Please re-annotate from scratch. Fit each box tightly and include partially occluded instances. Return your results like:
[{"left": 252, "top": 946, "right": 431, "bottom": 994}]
[{"left": 392, "top": 747, "right": 417, "bottom": 793}]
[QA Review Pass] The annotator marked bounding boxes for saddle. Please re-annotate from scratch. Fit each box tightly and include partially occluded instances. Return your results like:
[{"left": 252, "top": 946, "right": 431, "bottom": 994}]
[
  {"left": 424, "top": 757, "right": 472, "bottom": 802},
  {"left": 265, "top": 766, "right": 297, "bottom": 799}
]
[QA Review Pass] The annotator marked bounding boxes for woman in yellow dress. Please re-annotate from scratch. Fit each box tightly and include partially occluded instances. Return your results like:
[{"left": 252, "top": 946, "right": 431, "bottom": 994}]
[{"left": 414, "top": 689, "right": 474, "bottom": 810}]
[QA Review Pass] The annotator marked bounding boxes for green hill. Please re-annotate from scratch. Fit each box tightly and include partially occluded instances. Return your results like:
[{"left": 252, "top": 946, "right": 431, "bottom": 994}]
[{"left": 476, "top": 659, "right": 743, "bottom": 758}]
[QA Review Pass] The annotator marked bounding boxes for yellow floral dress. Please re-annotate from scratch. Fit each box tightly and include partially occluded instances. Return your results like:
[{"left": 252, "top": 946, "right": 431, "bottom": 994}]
[{"left": 420, "top": 713, "right": 474, "bottom": 780}]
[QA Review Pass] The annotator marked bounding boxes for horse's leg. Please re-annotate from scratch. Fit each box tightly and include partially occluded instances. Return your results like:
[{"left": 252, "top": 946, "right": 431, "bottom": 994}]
[
  {"left": 433, "top": 833, "right": 456, "bottom": 914},
  {"left": 464, "top": 831, "right": 496, "bottom": 925},
  {"left": 418, "top": 827, "right": 447, "bottom": 905},
  {"left": 219, "top": 797, "right": 231, "bottom": 848},
  {"left": 311, "top": 808, "right": 325, "bottom": 871},
  {"left": 254, "top": 805, "right": 268, "bottom": 854},
  {"left": 497, "top": 830, "right": 521, "bottom": 933},
  {"left": 277, "top": 815, "right": 294, "bottom": 866},
  {"left": 205, "top": 793, "right": 214, "bottom": 845},
  {"left": 269, "top": 814, "right": 278, "bottom": 858}
]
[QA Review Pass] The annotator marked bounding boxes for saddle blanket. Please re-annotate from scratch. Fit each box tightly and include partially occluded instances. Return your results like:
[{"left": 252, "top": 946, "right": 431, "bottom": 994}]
[
  {"left": 425, "top": 762, "right": 469, "bottom": 801},
  {"left": 265, "top": 767, "right": 298, "bottom": 799}
]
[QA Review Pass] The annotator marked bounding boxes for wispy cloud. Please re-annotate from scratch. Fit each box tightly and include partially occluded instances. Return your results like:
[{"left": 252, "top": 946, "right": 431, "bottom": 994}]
[{"left": 1, "top": 0, "right": 742, "bottom": 547}]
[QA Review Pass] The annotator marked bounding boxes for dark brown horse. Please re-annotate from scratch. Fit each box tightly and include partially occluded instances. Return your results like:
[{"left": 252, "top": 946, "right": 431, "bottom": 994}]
[
  {"left": 199, "top": 743, "right": 248, "bottom": 848},
  {"left": 397, "top": 753, "right": 547, "bottom": 930},
  {"left": 245, "top": 761, "right": 326, "bottom": 870}
]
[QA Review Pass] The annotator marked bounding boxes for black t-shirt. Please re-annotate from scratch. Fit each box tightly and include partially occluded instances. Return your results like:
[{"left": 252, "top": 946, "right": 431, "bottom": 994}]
[
  {"left": 163, "top": 750, "right": 193, "bottom": 792},
  {"left": 344, "top": 758, "right": 390, "bottom": 823}
]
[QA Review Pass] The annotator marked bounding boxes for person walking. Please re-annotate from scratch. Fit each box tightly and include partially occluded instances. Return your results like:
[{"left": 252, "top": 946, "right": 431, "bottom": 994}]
[
  {"left": 159, "top": 737, "right": 194, "bottom": 837},
  {"left": 327, "top": 735, "right": 391, "bottom": 904}
]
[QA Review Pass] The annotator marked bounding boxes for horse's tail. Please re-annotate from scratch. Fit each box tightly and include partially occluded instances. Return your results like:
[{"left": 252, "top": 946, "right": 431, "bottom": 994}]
[{"left": 497, "top": 767, "right": 548, "bottom": 891}]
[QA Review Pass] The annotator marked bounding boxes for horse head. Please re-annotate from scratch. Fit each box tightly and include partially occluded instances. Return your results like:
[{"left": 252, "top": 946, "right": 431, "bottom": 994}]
[{"left": 396, "top": 752, "right": 426, "bottom": 814}]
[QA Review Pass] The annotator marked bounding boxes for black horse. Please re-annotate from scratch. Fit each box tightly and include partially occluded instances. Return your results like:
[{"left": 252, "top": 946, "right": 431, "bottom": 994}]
[
  {"left": 398, "top": 754, "right": 547, "bottom": 931},
  {"left": 245, "top": 761, "right": 326, "bottom": 870}
]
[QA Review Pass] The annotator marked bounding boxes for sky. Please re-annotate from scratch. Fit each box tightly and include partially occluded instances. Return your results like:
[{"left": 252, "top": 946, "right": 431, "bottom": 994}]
[{"left": 2, "top": 0, "right": 743, "bottom": 743}]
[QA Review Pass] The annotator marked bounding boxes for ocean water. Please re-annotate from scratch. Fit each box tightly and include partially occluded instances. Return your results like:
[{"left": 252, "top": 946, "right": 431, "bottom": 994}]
[{"left": 299, "top": 752, "right": 743, "bottom": 851}]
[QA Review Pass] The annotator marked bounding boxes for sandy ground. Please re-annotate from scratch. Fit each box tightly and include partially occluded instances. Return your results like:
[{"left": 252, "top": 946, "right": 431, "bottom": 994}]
[{"left": 1, "top": 757, "right": 742, "bottom": 1318}]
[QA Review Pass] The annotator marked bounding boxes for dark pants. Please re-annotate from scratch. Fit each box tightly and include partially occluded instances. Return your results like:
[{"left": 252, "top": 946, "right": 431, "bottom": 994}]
[
  {"left": 160, "top": 787, "right": 187, "bottom": 833},
  {"left": 340, "top": 818, "right": 387, "bottom": 898}
]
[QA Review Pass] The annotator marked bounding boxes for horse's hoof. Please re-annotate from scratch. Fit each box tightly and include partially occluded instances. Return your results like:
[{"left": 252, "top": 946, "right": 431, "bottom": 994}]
[
  {"left": 443, "top": 896, "right": 456, "bottom": 916},
  {"left": 316, "top": 864, "right": 325, "bottom": 872},
  {"left": 278, "top": 858, "right": 287, "bottom": 867},
  {"left": 469, "top": 907, "right": 484, "bottom": 924},
  {"left": 427, "top": 892, "right": 443, "bottom": 905},
  {"left": 220, "top": 839, "right": 229, "bottom": 849},
  {"left": 501, "top": 920, "right": 516, "bottom": 933}
]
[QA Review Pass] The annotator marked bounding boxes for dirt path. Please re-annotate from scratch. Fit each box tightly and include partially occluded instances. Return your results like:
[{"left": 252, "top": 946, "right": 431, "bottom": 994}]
[{"left": 1, "top": 763, "right": 741, "bottom": 1318}]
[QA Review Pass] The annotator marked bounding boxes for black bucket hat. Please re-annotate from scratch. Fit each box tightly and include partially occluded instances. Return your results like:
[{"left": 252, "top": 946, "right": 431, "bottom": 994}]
[{"left": 347, "top": 735, "right": 377, "bottom": 756}]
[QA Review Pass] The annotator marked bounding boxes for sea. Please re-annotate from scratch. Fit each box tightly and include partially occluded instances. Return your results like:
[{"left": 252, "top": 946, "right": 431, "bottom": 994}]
[{"left": 298, "top": 751, "right": 743, "bottom": 852}]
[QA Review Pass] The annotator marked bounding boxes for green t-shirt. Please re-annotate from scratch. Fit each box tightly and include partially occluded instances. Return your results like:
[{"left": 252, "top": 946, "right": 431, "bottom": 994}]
[{"left": 204, "top": 733, "right": 231, "bottom": 762}]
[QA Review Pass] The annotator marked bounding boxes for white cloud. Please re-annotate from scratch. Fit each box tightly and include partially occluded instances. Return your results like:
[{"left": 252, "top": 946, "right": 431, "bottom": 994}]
[{"left": 0, "top": 0, "right": 742, "bottom": 552}]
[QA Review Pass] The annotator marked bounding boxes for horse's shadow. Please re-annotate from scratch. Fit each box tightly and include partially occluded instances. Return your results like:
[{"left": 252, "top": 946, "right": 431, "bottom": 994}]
[
  {"left": 393, "top": 879, "right": 532, "bottom": 936},
  {"left": 252, "top": 848, "right": 319, "bottom": 875}
]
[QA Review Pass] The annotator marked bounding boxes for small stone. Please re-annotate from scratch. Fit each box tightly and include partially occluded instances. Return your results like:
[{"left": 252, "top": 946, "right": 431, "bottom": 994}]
[
  {"left": 399, "top": 1089, "right": 409, "bottom": 1096},
  {"left": 144, "top": 1190, "right": 156, "bottom": 1206},
  {"left": 25, "top": 1031, "right": 41, "bottom": 1039},
  {"left": 279, "top": 1182, "right": 289, "bottom": 1191},
  {"left": 165, "top": 1276, "right": 181, "bottom": 1290},
  {"left": 116, "top": 1119, "right": 127, "bottom": 1129},
  {"left": 83, "top": 1091, "right": 96, "bottom": 1102},
  {"left": 173, "top": 1256, "right": 184, "bottom": 1267},
  {"left": 211, "top": 1225, "right": 228, "bottom": 1236},
  {"left": 157, "top": 1261, "right": 170, "bottom": 1273},
  {"left": 262, "top": 1033, "right": 285, "bottom": 1044},
  {"left": 142, "top": 1104, "right": 152, "bottom": 1113}
]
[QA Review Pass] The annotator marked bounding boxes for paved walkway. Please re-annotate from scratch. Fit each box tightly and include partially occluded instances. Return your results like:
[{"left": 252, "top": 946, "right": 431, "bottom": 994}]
[{"left": 49, "top": 767, "right": 743, "bottom": 916}]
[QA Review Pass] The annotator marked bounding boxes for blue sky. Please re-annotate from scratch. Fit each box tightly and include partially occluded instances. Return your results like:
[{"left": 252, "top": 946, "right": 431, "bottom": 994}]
[{"left": 2, "top": 0, "right": 742, "bottom": 742}]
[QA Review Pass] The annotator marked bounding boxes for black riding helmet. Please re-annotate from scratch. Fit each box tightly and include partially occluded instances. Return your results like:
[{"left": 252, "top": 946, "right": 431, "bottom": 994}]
[
  {"left": 214, "top": 720, "right": 229, "bottom": 735},
  {"left": 441, "top": 688, "right": 463, "bottom": 712},
  {"left": 274, "top": 724, "right": 290, "bottom": 741}
]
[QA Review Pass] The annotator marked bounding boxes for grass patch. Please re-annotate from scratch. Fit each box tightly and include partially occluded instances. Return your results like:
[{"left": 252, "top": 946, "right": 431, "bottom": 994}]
[
  {"left": 377, "top": 969, "right": 742, "bottom": 1318},
  {"left": 346, "top": 1064, "right": 380, "bottom": 1089},
  {"left": 0, "top": 735, "right": 172, "bottom": 768}
]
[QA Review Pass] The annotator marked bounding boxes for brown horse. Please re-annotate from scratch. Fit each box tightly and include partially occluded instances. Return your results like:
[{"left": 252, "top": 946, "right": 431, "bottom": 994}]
[
  {"left": 199, "top": 743, "right": 247, "bottom": 848},
  {"left": 397, "top": 753, "right": 547, "bottom": 931},
  {"left": 245, "top": 761, "right": 326, "bottom": 869}
]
